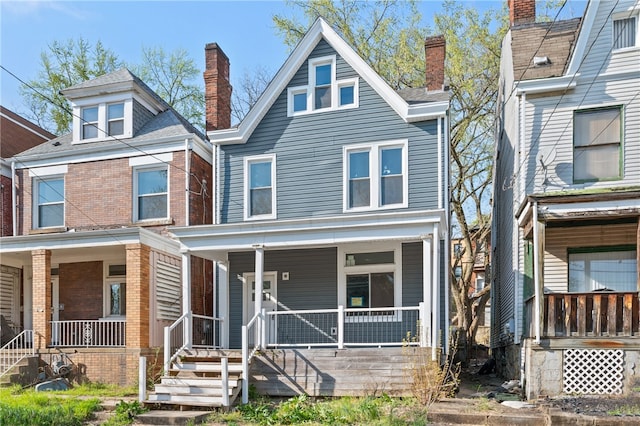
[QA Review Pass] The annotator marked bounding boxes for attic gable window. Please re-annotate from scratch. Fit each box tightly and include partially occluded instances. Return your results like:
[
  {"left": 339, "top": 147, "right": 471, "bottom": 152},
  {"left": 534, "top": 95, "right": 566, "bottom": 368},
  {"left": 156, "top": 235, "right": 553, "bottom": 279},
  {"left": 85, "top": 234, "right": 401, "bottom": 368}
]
[
  {"left": 613, "top": 16, "right": 637, "bottom": 50},
  {"left": 82, "top": 107, "right": 98, "bottom": 139},
  {"left": 287, "top": 54, "right": 359, "bottom": 116},
  {"left": 108, "top": 103, "right": 124, "bottom": 136}
]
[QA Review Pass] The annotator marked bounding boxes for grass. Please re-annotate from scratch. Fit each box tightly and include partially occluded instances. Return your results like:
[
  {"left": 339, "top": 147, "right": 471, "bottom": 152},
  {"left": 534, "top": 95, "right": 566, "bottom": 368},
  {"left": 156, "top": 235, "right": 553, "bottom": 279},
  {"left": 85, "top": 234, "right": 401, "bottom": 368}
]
[
  {"left": 607, "top": 404, "right": 640, "bottom": 416},
  {"left": 206, "top": 394, "right": 430, "bottom": 425},
  {"left": 0, "top": 382, "right": 142, "bottom": 426}
]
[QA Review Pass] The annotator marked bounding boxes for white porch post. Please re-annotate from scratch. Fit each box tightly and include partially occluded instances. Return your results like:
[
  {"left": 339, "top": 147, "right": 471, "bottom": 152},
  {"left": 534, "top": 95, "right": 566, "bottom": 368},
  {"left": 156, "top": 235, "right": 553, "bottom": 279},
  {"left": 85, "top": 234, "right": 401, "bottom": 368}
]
[
  {"left": 532, "top": 201, "right": 543, "bottom": 344},
  {"left": 218, "top": 260, "right": 230, "bottom": 348},
  {"left": 181, "top": 250, "right": 192, "bottom": 349},
  {"left": 422, "top": 236, "right": 433, "bottom": 350},
  {"left": 254, "top": 245, "right": 264, "bottom": 348},
  {"left": 431, "top": 224, "right": 440, "bottom": 361}
]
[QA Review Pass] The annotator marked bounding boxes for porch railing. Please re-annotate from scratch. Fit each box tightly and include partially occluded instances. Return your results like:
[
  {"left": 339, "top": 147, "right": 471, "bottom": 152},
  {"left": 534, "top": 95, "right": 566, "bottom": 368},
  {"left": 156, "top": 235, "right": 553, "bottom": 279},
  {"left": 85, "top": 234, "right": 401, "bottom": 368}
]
[
  {"left": 525, "top": 291, "right": 640, "bottom": 338},
  {"left": 163, "top": 313, "right": 223, "bottom": 374},
  {"left": 241, "top": 312, "right": 262, "bottom": 404},
  {"left": 265, "top": 305, "right": 425, "bottom": 348},
  {"left": 0, "top": 330, "right": 35, "bottom": 378},
  {"left": 50, "top": 320, "right": 126, "bottom": 347}
]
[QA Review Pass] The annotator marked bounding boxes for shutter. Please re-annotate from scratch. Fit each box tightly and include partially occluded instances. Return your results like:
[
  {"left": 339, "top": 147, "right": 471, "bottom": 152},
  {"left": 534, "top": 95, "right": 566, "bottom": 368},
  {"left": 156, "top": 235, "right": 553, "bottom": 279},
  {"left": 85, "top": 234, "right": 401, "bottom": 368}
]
[
  {"left": 0, "top": 267, "right": 17, "bottom": 322},
  {"left": 156, "top": 260, "right": 181, "bottom": 321}
]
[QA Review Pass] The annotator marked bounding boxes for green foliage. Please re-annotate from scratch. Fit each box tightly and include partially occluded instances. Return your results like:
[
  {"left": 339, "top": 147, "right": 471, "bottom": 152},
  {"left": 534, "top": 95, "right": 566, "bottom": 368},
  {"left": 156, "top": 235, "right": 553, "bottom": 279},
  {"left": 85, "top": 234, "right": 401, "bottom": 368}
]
[
  {"left": 59, "top": 382, "right": 137, "bottom": 397},
  {"left": 131, "top": 46, "right": 205, "bottom": 131},
  {"left": 102, "top": 400, "right": 147, "bottom": 426},
  {"left": 20, "top": 38, "right": 122, "bottom": 134},
  {"left": 0, "top": 385, "right": 100, "bottom": 426},
  {"left": 607, "top": 404, "right": 640, "bottom": 416}
]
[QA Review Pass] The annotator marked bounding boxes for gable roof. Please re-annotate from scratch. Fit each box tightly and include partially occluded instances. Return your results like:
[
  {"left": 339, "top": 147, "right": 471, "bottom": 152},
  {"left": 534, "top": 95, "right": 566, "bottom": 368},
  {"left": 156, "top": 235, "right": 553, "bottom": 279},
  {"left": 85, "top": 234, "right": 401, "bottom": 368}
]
[
  {"left": 1, "top": 106, "right": 56, "bottom": 158},
  {"left": 511, "top": 18, "right": 582, "bottom": 82},
  {"left": 208, "top": 17, "right": 449, "bottom": 145}
]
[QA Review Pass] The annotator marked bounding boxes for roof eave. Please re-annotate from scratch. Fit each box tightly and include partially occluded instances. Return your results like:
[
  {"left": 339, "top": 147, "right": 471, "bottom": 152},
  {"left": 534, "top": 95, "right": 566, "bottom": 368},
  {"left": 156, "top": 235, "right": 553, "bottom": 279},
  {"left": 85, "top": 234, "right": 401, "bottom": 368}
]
[{"left": 515, "top": 74, "right": 577, "bottom": 94}]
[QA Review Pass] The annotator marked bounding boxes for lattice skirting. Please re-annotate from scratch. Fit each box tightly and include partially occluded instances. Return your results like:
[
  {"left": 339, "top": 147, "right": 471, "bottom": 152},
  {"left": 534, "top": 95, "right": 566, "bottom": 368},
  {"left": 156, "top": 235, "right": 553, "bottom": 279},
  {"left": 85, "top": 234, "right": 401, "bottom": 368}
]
[{"left": 563, "top": 349, "right": 624, "bottom": 395}]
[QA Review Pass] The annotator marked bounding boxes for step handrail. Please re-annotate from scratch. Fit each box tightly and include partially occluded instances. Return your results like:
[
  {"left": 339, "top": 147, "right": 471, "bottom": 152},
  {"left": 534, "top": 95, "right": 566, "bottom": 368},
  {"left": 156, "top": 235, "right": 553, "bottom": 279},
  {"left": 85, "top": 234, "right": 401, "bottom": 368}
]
[
  {"left": 0, "top": 330, "right": 36, "bottom": 378},
  {"left": 241, "top": 311, "right": 263, "bottom": 404}
]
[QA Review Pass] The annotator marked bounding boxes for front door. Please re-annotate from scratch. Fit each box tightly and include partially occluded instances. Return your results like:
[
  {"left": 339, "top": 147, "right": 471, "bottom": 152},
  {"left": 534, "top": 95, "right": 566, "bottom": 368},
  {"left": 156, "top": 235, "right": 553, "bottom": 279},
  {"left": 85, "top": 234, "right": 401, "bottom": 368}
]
[{"left": 243, "top": 272, "right": 277, "bottom": 345}]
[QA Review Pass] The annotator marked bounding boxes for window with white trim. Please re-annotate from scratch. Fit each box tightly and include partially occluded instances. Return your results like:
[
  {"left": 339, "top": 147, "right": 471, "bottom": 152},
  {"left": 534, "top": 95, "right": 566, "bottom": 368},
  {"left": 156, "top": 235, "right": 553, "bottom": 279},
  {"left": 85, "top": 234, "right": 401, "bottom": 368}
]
[
  {"left": 82, "top": 106, "right": 99, "bottom": 139},
  {"left": 613, "top": 15, "right": 637, "bottom": 50},
  {"left": 244, "top": 154, "right": 276, "bottom": 220},
  {"left": 134, "top": 166, "right": 168, "bottom": 221},
  {"left": 105, "top": 264, "right": 126, "bottom": 317},
  {"left": 287, "top": 55, "right": 358, "bottom": 116},
  {"left": 34, "top": 177, "right": 64, "bottom": 228},
  {"left": 107, "top": 103, "right": 124, "bottom": 136},
  {"left": 338, "top": 244, "right": 402, "bottom": 319},
  {"left": 573, "top": 106, "right": 622, "bottom": 182},
  {"left": 568, "top": 247, "right": 637, "bottom": 292},
  {"left": 74, "top": 99, "right": 131, "bottom": 143},
  {"left": 344, "top": 140, "right": 408, "bottom": 211}
]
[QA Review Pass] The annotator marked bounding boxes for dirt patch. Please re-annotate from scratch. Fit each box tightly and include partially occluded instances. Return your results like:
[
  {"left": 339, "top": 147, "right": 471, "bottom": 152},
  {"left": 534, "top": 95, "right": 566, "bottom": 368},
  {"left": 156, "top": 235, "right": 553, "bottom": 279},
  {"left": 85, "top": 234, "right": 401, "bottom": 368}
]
[{"left": 541, "top": 395, "right": 640, "bottom": 417}]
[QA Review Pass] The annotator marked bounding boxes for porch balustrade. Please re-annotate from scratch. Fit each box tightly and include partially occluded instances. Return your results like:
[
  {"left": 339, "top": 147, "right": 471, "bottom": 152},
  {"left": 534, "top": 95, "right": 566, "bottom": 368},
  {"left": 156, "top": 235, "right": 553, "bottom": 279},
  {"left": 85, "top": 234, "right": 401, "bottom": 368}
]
[
  {"left": 50, "top": 320, "right": 126, "bottom": 347},
  {"left": 164, "top": 313, "right": 223, "bottom": 373},
  {"left": 525, "top": 291, "right": 640, "bottom": 338},
  {"left": 264, "top": 305, "right": 424, "bottom": 348}
]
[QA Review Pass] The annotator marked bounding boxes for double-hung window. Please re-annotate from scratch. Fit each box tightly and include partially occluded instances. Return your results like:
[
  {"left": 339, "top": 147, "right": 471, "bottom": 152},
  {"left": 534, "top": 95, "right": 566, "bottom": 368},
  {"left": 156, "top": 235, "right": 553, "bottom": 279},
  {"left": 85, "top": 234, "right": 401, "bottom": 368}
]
[
  {"left": 568, "top": 247, "right": 637, "bottom": 292},
  {"left": 134, "top": 166, "right": 168, "bottom": 221},
  {"left": 573, "top": 107, "right": 622, "bottom": 182},
  {"left": 287, "top": 55, "right": 358, "bottom": 116},
  {"left": 244, "top": 154, "right": 276, "bottom": 220},
  {"left": 344, "top": 140, "right": 408, "bottom": 211},
  {"left": 82, "top": 107, "right": 99, "bottom": 140},
  {"left": 107, "top": 103, "right": 124, "bottom": 136},
  {"left": 613, "top": 15, "right": 637, "bottom": 50},
  {"left": 34, "top": 177, "right": 64, "bottom": 228}
]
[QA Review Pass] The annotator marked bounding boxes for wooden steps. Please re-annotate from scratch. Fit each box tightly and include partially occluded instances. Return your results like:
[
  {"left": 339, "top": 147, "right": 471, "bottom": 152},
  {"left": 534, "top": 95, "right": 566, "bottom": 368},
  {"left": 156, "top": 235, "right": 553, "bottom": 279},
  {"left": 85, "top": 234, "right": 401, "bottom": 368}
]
[{"left": 145, "top": 349, "right": 243, "bottom": 408}]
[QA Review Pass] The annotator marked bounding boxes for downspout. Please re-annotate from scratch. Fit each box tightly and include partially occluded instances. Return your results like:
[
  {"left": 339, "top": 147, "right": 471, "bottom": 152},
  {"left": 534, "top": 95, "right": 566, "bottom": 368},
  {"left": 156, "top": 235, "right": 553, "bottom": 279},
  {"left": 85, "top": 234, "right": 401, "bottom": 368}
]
[
  {"left": 11, "top": 160, "right": 17, "bottom": 236},
  {"left": 532, "top": 201, "right": 541, "bottom": 344},
  {"left": 216, "top": 144, "right": 221, "bottom": 225},
  {"left": 184, "top": 138, "right": 190, "bottom": 226},
  {"left": 443, "top": 114, "right": 451, "bottom": 355},
  {"left": 515, "top": 91, "right": 527, "bottom": 345}
]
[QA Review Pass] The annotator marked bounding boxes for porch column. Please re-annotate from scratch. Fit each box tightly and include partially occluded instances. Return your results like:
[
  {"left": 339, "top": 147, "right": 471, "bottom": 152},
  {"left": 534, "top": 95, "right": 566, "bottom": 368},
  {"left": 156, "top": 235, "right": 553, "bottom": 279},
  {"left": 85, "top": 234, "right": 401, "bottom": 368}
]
[
  {"left": 126, "top": 243, "right": 151, "bottom": 348},
  {"left": 431, "top": 225, "right": 440, "bottom": 361},
  {"left": 181, "top": 250, "right": 192, "bottom": 348},
  {"left": 532, "top": 202, "right": 545, "bottom": 344},
  {"left": 31, "top": 249, "right": 51, "bottom": 349},
  {"left": 422, "top": 236, "right": 433, "bottom": 350},
  {"left": 636, "top": 218, "right": 639, "bottom": 289},
  {"left": 254, "top": 245, "right": 264, "bottom": 348},
  {"left": 254, "top": 245, "right": 264, "bottom": 320},
  {"left": 217, "top": 260, "right": 230, "bottom": 348}
]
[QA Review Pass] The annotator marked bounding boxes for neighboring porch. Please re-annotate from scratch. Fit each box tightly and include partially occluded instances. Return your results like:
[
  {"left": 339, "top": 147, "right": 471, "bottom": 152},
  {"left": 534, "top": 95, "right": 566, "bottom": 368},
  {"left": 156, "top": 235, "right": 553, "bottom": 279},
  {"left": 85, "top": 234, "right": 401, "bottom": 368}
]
[{"left": 516, "top": 192, "right": 640, "bottom": 399}]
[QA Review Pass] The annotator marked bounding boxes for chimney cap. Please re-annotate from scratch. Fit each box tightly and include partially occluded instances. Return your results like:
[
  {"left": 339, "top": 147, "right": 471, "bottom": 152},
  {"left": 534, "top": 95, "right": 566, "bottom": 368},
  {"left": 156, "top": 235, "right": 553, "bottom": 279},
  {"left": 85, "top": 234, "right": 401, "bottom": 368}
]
[{"left": 205, "top": 42, "right": 230, "bottom": 62}]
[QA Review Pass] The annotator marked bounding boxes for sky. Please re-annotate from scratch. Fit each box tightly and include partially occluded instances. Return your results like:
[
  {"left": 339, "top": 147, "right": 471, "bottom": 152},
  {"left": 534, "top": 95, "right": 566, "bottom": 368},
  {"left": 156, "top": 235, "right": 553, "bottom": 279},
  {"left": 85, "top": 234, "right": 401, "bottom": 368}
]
[{"left": 0, "top": 0, "right": 588, "bottom": 124}]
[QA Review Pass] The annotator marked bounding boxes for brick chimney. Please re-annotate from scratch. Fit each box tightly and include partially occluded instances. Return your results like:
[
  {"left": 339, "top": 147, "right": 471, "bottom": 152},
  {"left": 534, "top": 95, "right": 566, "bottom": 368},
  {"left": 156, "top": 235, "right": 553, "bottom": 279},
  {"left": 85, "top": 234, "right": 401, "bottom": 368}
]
[
  {"left": 424, "top": 35, "right": 446, "bottom": 91},
  {"left": 509, "top": 0, "right": 536, "bottom": 26},
  {"left": 204, "top": 43, "right": 232, "bottom": 132}
]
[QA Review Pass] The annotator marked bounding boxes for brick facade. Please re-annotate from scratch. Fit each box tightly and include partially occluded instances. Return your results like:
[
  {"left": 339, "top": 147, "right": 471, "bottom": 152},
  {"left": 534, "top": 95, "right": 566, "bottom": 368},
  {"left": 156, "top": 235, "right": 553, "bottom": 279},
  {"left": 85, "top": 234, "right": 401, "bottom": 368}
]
[
  {"left": 15, "top": 150, "right": 214, "bottom": 235},
  {"left": 126, "top": 243, "right": 151, "bottom": 348},
  {"left": 31, "top": 249, "right": 52, "bottom": 348}
]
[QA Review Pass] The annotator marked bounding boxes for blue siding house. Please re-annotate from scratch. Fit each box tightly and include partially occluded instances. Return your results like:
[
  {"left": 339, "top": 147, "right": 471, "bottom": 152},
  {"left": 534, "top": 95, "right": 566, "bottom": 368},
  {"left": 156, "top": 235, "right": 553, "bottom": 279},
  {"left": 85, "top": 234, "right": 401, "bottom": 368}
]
[{"left": 164, "top": 18, "right": 450, "bottom": 402}]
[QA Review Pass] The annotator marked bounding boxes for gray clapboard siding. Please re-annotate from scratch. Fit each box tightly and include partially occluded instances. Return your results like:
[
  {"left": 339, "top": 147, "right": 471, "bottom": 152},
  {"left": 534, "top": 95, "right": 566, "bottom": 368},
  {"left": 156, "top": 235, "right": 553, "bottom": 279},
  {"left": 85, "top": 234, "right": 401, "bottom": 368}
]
[
  {"left": 220, "top": 39, "right": 441, "bottom": 223},
  {"left": 228, "top": 248, "right": 338, "bottom": 349}
]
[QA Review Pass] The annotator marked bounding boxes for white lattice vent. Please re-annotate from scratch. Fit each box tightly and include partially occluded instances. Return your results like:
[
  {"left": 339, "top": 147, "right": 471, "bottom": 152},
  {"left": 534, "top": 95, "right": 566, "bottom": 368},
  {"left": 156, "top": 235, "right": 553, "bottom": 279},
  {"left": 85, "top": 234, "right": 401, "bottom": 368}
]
[{"left": 563, "top": 349, "right": 624, "bottom": 395}]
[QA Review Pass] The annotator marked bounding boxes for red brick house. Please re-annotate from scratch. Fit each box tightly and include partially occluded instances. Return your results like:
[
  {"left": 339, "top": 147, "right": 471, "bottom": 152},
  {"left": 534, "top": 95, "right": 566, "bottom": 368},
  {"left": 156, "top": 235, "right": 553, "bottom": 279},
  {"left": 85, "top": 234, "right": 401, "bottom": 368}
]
[{"left": 0, "top": 70, "right": 214, "bottom": 385}]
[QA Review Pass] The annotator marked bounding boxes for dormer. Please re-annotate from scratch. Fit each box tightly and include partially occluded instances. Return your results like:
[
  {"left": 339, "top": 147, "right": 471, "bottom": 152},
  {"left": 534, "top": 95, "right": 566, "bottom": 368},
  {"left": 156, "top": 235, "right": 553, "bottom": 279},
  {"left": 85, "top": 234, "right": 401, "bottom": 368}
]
[{"left": 61, "top": 68, "right": 168, "bottom": 144}]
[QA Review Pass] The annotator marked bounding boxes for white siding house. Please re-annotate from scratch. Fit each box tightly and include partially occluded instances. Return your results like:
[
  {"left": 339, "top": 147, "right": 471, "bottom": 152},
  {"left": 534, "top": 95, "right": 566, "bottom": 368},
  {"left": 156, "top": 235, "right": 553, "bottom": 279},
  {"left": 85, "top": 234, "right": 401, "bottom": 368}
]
[{"left": 492, "top": 0, "right": 640, "bottom": 399}]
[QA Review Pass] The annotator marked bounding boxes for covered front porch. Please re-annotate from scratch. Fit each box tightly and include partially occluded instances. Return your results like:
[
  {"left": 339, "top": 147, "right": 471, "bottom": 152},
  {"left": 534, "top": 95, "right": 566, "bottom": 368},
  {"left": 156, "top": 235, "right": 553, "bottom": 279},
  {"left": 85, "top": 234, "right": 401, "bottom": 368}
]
[
  {"left": 0, "top": 228, "right": 186, "bottom": 384},
  {"left": 516, "top": 191, "right": 640, "bottom": 399}
]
